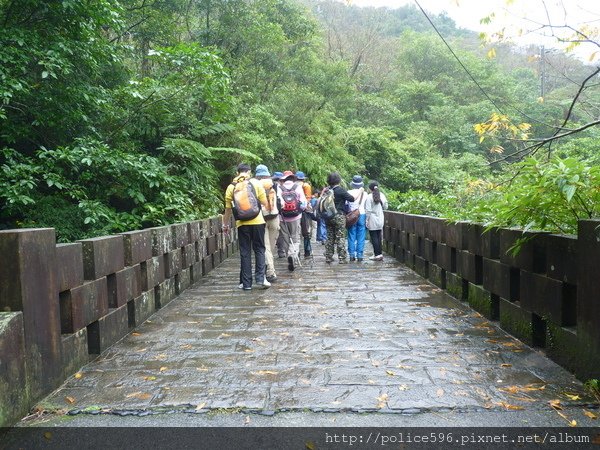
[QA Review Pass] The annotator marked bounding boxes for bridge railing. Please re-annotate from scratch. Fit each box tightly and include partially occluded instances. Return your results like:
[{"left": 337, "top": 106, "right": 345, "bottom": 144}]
[
  {"left": 383, "top": 212, "right": 600, "bottom": 382},
  {"left": 0, "top": 217, "right": 236, "bottom": 427}
]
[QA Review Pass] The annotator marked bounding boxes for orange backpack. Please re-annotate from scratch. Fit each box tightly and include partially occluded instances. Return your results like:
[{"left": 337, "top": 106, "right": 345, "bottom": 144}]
[
  {"left": 231, "top": 179, "right": 261, "bottom": 221},
  {"left": 262, "top": 179, "right": 279, "bottom": 220}
]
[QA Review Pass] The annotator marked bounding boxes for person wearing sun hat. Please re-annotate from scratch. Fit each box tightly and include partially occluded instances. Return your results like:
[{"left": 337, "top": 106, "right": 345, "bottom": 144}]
[
  {"left": 346, "top": 174, "right": 368, "bottom": 262},
  {"left": 255, "top": 164, "right": 280, "bottom": 282},
  {"left": 278, "top": 170, "right": 307, "bottom": 271}
]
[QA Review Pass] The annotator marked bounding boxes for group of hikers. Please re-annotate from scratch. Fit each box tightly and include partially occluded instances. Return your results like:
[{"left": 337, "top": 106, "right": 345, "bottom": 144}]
[{"left": 222, "top": 163, "right": 388, "bottom": 290}]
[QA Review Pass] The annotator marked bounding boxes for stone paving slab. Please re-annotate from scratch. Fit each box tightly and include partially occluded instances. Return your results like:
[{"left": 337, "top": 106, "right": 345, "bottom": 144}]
[{"left": 36, "top": 244, "right": 595, "bottom": 418}]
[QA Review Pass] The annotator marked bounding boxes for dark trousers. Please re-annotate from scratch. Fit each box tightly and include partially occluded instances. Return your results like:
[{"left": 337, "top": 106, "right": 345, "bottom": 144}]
[
  {"left": 238, "top": 224, "right": 266, "bottom": 288},
  {"left": 369, "top": 229, "right": 383, "bottom": 256}
]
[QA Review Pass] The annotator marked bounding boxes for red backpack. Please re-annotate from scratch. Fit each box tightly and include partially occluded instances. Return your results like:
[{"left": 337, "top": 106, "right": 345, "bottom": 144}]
[{"left": 280, "top": 183, "right": 302, "bottom": 218}]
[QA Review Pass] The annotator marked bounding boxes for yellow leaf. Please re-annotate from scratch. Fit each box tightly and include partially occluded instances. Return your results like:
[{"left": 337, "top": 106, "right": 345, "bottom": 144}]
[
  {"left": 398, "top": 385, "right": 409, "bottom": 391},
  {"left": 386, "top": 370, "right": 395, "bottom": 376},
  {"left": 159, "top": 366, "right": 168, "bottom": 372},
  {"left": 496, "top": 401, "right": 524, "bottom": 410},
  {"left": 65, "top": 396, "right": 76, "bottom": 404},
  {"left": 569, "top": 420, "right": 577, "bottom": 427},
  {"left": 564, "top": 393, "right": 581, "bottom": 401},
  {"left": 132, "top": 332, "right": 141, "bottom": 336},
  {"left": 589, "top": 51, "right": 598, "bottom": 62},
  {"left": 487, "top": 48, "right": 497, "bottom": 59},
  {"left": 144, "top": 376, "right": 157, "bottom": 381},
  {"left": 306, "top": 442, "right": 316, "bottom": 450},
  {"left": 549, "top": 399, "right": 562, "bottom": 410},
  {"left": 74, "top": 372, "right": 83, "bottom": 379},
  {"left": 196, "top": 402, "right": 206, "bottom": 411},
  {"left": 500, "top": 363, "right": 512, "bottom": 368},
  {"left": 584, "top": 409, "right": 598, "bottom": 419}
]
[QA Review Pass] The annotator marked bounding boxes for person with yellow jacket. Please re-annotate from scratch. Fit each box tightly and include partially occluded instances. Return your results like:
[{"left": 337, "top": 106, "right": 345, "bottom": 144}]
[{"left": 222, "top": 163, "right": 270, "bottom": 291}]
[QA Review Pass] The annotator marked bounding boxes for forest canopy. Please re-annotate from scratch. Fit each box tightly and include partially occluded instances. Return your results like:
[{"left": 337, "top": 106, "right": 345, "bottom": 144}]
[{"left": 1, "top": 0, "right": 598, "bottom": 241}]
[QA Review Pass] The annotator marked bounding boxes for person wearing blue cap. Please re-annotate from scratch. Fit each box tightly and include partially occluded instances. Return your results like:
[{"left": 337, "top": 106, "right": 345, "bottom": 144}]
[
  {"left": 255, "top": 164, "right": 280, "bottom": 282},
  {"left": 347, "top": 175, "right": 368, "bottom": 262}
]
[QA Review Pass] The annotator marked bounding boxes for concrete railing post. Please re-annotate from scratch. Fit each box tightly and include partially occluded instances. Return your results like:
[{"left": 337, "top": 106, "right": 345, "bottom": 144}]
[{"left": 0, "top": 229, "right": 62, "bottom": 400}]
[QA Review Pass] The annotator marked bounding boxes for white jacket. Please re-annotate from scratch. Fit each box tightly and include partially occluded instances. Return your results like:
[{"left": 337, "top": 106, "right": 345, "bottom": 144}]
[
  {"left": 347, "top": 188, "right": 367, "bottom": 214},
  {"left": 365, "top": 192, "right": 388, "bottom": 230}
]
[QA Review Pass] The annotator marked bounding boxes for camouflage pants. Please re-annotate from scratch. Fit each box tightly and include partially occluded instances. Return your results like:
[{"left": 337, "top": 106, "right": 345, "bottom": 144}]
[{"left": 324, "top": 213, "right": 348, "bottom": 262}]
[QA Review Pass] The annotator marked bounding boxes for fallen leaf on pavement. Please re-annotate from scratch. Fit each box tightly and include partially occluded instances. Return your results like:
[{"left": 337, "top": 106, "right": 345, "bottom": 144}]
[
  {"left": 549, "top": 399, "right": 562, "bottom": 410},
  {"left": 65, "top": 396, "right": 76, "bottom": 404},
  {"left": 196, "top": 402, "right": 206, "bottom": 411},
  {"left": 584, "top": 409, "right": 598, "bottom": 420},
  {"left": 496, "top": 401, "right": 524, "bottom": 410},
  {"left": 74, "top": 372, "right": 83, "bottom": 379},
  {"left": 386, "top": 370, "right": 395, "bottom": 376},
  {"left": 564, "top": 393, "right": 581, "bottom": 401}
]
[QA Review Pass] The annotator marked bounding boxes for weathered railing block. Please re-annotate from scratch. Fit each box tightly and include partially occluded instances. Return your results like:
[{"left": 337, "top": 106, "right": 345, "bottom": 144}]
[
  {"left": 79, "top": 235, "right": 125, "bottom": 280},
  {"left": 576, "top": 220, "right": 600, "bottom": 378},
  {"left": 60, "top": 278, "right": 109, "bottom": 333},
  {"left": 150, "top": 226, "right": 173, "bottom": 256},
  {"left": 121, "top": 230, "right": 152, "bottom": 266},
  {"left": 56, "top": 243, "right": 84, "bottom": 291},
  {"left": 0, "top": 312, "right": 28, "bottom": 427}
]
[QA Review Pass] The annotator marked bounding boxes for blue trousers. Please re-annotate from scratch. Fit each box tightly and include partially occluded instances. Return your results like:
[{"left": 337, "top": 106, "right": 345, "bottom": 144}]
[
  {"left": 347, "top": 214, "right": 367, "bottom": 259},
  {"left": 317, "top": 219, "right": 327, "bottom": 241}
]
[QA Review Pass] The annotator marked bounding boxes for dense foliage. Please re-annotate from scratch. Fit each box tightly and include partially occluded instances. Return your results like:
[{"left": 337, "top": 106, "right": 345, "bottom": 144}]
[{"left": 1, "top": 0, "right": 598, "bottom": 240}]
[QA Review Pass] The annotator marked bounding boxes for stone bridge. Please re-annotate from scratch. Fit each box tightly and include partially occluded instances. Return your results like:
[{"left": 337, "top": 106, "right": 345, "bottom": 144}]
[{"left": 0, "top": 213, "right": 599, "bottom": 428}]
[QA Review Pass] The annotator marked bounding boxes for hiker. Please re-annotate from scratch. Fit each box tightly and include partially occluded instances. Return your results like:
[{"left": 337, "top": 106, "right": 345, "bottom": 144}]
[
  {"left": 272, "top": 171, "right": 286, "bottom": 258},
  {"left": 322, "top": 172, "right": 354, "bottom": 264},
  {"left": 315, "top": 188, "right": 328, "bottom": 244},
  {"left": 346, "top": 175, "right": 368, "bottom": 262},
  {"left": 365, "top": 181, "right": 388, "bottom": 261},
  {"left": 222, "top": 163, "right": 270, "bottom": 290},
  {"left": 255, "top": 164, "right": 280, "bottom": 282},
  {"left": 278, "top": 171, "right": 307, "bottom": 271},
  {"left": 296, "top": 171, "right": 314, "bottom": 257}
]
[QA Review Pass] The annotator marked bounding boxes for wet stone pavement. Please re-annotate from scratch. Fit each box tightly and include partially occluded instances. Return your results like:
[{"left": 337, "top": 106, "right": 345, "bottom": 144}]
[{"left": 38, "top": 242, "right": 595, "bottom": 420}]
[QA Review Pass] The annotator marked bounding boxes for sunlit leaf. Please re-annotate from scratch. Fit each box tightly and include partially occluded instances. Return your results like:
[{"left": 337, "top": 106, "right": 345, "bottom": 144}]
[
  {"left": 549, "top": 399, "right": 562, "bottom": 410},
  {"left": 65, "top": 396, "right": 76, "bottom": 404},
  {"left": 584, "top": 410, "right": 598, "bottom": 419}
]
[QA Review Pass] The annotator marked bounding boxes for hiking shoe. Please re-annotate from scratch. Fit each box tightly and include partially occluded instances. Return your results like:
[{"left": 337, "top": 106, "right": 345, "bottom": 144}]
[
  {"left": 350, "top": 257, "right": 356, "bottom": 262},
  {"left": 238, "top": 283, "right": 244, "bottom": 289},
  {"left": 375, "top": 255, "right": 384, "bottom": 261},
  {"left": 357, "top": 257, "right": 364, "bottom": 262},
  {"left": 304, "top": 251, "right": 311, "bottom": 257},
  {"left": 288, "top": 256, "right": 295, "bottom": 271},
  {"left": 368, "top": 255, "right": 377, "bottom": 261},
  {"left": 257, "top": 278, "right": 271, "bottom": 289},
  {"left": 243, "top": 287, "right": 252, "bottom": 291},
  {"left": 266, "top": 275, "right": 277, "bottom": 283}
]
